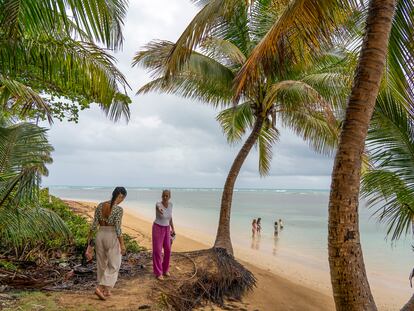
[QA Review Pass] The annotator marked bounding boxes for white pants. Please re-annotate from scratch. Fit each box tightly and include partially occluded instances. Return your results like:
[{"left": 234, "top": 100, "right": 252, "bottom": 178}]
[{"left": 95, "top": 226, "right": 122, "bottom": 288}]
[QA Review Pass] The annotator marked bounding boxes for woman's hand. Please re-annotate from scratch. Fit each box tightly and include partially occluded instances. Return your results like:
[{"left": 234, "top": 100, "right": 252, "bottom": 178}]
[{"left": 157, "top": 206, "right": 164, "bottom": 215}]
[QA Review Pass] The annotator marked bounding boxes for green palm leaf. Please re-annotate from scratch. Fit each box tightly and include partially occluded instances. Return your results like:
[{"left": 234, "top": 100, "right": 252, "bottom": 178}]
[
  {"left": 257, "top": 122, "right": 279, "bottom": 176},
  {"left": 0, "top": 122, "right": 53, "bottom": 207},
  {"left": 0, "top": 0, "right": 128, "bottom": 50},
  {"left": 362, "top": 91, "right": 414, "bottom": 241},
  {"left": 216, "top": 102, "right": 254, "bottom": 143},
  {"left": 0, "top": 206, "right": 71, "bottom": 253}
]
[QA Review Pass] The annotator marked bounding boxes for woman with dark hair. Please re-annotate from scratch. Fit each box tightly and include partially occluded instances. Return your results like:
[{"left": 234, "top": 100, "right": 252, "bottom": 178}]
[
  {"left": 87, "top": 187, "right": 127, "bottom": 300},
  {"left": 152, "top": 189, "right": 175, "bottom": 280}
]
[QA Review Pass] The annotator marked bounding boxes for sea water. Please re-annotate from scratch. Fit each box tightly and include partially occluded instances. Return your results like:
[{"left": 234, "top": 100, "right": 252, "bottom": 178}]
[{"left": 49, "top": 186, "right": 413, "bottom": 304}]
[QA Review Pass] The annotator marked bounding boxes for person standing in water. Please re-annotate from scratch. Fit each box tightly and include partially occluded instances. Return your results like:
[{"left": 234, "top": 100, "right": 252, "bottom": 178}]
[
  {"left": 274, "top": 221, "right": 279, "bottom": 236},
  {"left": 256, "top": 218, "right": 262, "bottom": 235},
  {"left": 87, "top": 187, "right": 127, "bottom": 300},
  {"left": 152, "top": 189, "right": 175, "bottom": 280},
  {"left": 279, "top": 218, "right": 284, "bottom": 230},
  {"left": 252, "top": 219, "right": 257, "bottom": 237}
]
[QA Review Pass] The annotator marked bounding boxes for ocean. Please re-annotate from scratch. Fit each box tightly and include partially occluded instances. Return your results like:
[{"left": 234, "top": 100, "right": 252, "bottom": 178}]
[{"left": 48, "top": 186, "right": 413, "bottom": 306}]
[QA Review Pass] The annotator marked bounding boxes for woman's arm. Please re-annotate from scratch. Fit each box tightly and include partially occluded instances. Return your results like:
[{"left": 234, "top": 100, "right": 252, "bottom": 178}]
[
  {"left": 115, "top": 208, "right": 126, "bottom": 255},
  {"left": 169, "top": 218, "right": 175, "bottom": 235}
]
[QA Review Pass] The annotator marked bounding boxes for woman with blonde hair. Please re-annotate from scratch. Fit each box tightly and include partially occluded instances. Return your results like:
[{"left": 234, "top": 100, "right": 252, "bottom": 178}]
[
  {"left": 87, "top": 187, "right": 127, "bottom": 300},
  {"left": 152, "top": 189, "right": 175, "bottom": 280}
]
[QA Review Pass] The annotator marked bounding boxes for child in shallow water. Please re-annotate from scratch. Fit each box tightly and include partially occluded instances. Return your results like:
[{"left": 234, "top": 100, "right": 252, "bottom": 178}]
[
  {"left": 274, "top": 221, "right": 279, "bottom": 236},
  {"left": 252, "top": 219, "right": 257, "bottom": 237},
  {"left": 257, "top": 218, "right": 262, "bottom": 235}
]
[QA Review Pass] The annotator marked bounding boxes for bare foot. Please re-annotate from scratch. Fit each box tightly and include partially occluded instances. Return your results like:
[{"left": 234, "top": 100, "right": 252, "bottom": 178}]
[
  {"left": 95, "top": 287, "right": 106, "bottom": 300},
  {"left": 163, "top": 272, "right": 170, "bottom": 277},
  {"left": 103, "top": 289, "right": 112, "bottom": 297},
  {"left": 156, "top": 275, "right": 164, "bottom": 281}
]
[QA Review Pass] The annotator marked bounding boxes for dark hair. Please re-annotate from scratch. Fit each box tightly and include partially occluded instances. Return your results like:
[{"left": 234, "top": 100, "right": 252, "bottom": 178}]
[{"left": 110, "top": 187, "right": 127, "bottom": 209}]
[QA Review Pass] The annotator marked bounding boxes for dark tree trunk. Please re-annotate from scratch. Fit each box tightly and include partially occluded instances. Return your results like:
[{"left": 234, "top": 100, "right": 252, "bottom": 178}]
[
  {"left": 328, "top": 0, "right": 396, "bottom": 310},
  {"left": 214, "top": 115, "right": 265, "bottom": 254}
]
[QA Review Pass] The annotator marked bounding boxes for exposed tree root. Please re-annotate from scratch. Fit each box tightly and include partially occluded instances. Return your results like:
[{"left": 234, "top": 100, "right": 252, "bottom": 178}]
[{"left": 156, "top": 248, "right": 256, "bottom": 311}]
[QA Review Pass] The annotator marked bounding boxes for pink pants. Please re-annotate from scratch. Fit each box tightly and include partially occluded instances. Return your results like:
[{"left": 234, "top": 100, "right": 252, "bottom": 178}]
[{"left": 152, "top": 223, "right": 171, "bottom": 277}]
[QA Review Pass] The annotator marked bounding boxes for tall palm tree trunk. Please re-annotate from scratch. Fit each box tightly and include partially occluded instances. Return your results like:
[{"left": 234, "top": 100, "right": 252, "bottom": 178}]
[
  {"left": 328, "top": 1, "right": 396, "bottom": 310},
  {"left": 214, "top": 115, "right": 265, "bottom": 255}
]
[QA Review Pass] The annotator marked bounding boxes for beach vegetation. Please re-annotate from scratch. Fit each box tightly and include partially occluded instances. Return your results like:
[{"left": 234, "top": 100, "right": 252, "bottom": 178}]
[{"left": 0, "top": 0, "right": 131, "bottom": 123}]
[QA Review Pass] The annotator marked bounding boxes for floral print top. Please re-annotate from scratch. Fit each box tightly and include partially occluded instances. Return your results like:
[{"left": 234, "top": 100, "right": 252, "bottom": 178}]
[{"left": 91, "top": 203, "right": 123, "bottom": 237}]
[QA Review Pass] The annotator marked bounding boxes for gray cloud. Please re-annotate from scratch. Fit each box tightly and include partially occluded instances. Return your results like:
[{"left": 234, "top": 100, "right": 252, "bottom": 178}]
[{"left": 43, "top": 1, "right": 334, "bottom": 190}]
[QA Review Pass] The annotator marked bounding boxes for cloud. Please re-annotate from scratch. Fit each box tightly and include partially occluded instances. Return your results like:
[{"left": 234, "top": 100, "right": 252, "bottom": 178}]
[{"left": 43, "top": 1, "right": 334, "bottom": 190}]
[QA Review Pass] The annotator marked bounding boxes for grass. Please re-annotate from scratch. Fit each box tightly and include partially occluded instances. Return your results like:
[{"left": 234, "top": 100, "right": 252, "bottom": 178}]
[{"left": 3, "top": 291, "right": 97, "bottom": 311}]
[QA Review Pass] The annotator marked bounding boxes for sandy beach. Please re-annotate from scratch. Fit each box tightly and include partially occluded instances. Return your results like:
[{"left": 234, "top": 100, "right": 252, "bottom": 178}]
[
  {"left": 63, "top": 199, "right": 410, "bottom": 311},
  {"left": 65, "top": 199, "right": 335, "bottom": 311}
]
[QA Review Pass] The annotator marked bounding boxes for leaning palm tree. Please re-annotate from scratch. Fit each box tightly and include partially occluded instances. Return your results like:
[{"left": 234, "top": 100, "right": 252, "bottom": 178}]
[
  {"left": 134, "top": 1, "right": 347, "bottom": 255},
  {"left": 0, "top": 0, "right": 131, "bottom": 122}
]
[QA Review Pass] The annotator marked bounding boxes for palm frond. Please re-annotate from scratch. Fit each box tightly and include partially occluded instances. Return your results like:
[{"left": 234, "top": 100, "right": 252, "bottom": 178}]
[
  {"left": 0, "top": 75, "right": 52, "bottom": 122},
  {"left": 362, "top": 89, "right": 414, "bottom": 241},
  {"left": 134, "top": 40, "right": 235, "bottom": 107},
  {"left": 0, "top": 0, "right": 128, "bottom": 50},
  {"left": 280, "top": 108, "right": 340, "bottom": 155},
  {"left": 265, "top": 80, "right": 337, "bottom": 129},
  {"left": 257, "top": 121, "right": 279, "bottom": 176},
  {"left": 0, "top": 123, "right": 53, "bottom": 207},
  {"left": 0, "top": 206, "right": 71, "bottom": 251},
  {"left": 201, "top": 37, "right": 246, "bottom": 67},
  {"left": 216, "top": 102, "right": 254, "bottom": 143},
  {"left": 234, "top": 0, "right": 353, "bottom": 98},
  {"left": 0, "top": 35, "right": 131, "bottom": 121},
  {"left": 164, "top": 0, "right": 243, "bottom": 75},
  {"left": 362, "top": 170, "right": 414, "bottom": 241}
]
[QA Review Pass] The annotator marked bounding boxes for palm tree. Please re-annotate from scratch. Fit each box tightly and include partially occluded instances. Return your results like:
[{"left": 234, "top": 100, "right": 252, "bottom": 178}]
[
  {"left": 0, "top": 121, "right": 71, "bottom": 256},
  {"left": 134, "top": 1, "right": 346, "bottom": 254},
  {"left": 362, "top": 97, "right": 414, "bottom": 241},
  {"left": 0, "top": 0, "right": 130, "bottom": 256},
  {"left": 0, "top": 0, "right": 131, "bottom": 122},
  {"left": 158, "top": 0, "right": 414, "bottom": 309}
]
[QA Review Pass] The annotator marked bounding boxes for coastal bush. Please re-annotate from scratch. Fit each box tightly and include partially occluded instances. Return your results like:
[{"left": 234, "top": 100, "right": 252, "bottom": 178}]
[{"left": 40, "top": 189, "right": 143, "bottom": 254}]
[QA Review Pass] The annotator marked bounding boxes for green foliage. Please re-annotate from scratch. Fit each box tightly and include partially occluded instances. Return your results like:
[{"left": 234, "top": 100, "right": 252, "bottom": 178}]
[
  {"left": 362, "top": 94, "right": 414, "bottom": 241},
  {"left": 134, "top": 1, "right": 346, "bottom": 177},
  {"left": 39, "top": 190, "right": 90, "bottom": 250},
  {"left": 39, "top": 189, "right": 143, "bottom": 254},
  {"left": 0, "top": 259, "right": 17, "bottom": 271},
  {"left": 123, "top": 234, "right": 145, "bottom": 253},
  {"left": 0, "top": 0, "right": 131, "bottom": 123},
  {"left": 0, "top": 205, "right": 71, "bottom": 257},
  {"left": 0, "top": 122, "right": 53, "bottom": 207}
]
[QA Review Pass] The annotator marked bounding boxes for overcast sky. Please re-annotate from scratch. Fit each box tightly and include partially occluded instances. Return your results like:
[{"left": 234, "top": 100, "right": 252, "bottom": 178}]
[{"left": 43, "top": 1, "right": 334, "bottom": 190}]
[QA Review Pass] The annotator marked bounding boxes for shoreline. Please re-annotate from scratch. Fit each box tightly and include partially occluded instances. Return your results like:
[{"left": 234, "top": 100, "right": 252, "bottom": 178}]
[
  {"left": 65, "top": 199, "right": 407, "bottom": 310},
  {"left": 65, "top": 199, "right": 335, "bottom": 310}
]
